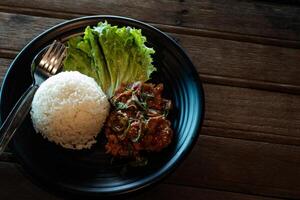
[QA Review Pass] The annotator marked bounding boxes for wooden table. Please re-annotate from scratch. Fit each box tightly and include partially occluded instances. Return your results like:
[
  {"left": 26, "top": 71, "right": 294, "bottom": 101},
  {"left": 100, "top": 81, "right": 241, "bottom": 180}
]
[{"left": 0, "top": 1, "right": 300, "bottom": 199}]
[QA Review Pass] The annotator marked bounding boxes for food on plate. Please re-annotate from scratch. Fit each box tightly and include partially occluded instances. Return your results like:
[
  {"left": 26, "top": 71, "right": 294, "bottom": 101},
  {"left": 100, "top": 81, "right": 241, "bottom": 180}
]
[
  {"left": 105, "top": 81, "right": 173, "bottom": 161},
  {"left": 30, "top": 21, "right": 173, "bottom": 162},
  {"left": 63, "top": 21, "right": 156, "bottom": 97},
  {"left": 30, "top": 71, "right": 110, "bottom": 150}
]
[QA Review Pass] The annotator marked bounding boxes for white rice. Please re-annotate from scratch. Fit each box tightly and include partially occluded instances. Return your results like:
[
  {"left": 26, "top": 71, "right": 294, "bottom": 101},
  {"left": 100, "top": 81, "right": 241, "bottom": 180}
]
[{"left": 30, "top": 71, "right": 110, "bottom": 150}]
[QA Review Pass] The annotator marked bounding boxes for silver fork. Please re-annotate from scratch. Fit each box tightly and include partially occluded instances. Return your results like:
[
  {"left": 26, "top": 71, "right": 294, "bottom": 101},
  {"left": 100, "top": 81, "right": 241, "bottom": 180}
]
[{"left": 0, "top": 40, "right": 66, "bottom": 154}]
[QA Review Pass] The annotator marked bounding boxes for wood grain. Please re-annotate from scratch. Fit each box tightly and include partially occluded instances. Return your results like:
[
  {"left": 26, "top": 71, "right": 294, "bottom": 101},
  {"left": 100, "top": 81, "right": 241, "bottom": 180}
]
[
  {"left": 203, "top": 84, "right": 300, "bottom": 140},
  {"left": 1, "top": 5, "right": 300, "bottom": 50},
  {"left": 0, "top": 12, "right": 300, "bottom": 94},
  {"left": 135, "top": 184, "right": 281, "bottom": 200},
  {"left": 0, "top": 0, "right": 300, "bottom": 42},
  {"left": 0, "top": 58, "right": 10, "bottom": 84},
  {"left": 0, "top": 161, "right": 282, "bottom": 200},
  {"left": 176, "top": 33, "right": 300, "bottom": 89},
  {"left": 200, "top": 74, "right": 300, "bottom": 95},
  {"left": 167, "top": 135, "right": 300, "bottom": 199},
  {"left": 0, "top": 12, "right": 63, "bottom": 52}
]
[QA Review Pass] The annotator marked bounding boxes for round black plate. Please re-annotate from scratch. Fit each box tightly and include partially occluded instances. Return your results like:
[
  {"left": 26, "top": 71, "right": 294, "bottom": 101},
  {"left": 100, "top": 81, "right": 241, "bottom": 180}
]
[{"left": 0, "top": 16, "right": 204, "bottom": 197}]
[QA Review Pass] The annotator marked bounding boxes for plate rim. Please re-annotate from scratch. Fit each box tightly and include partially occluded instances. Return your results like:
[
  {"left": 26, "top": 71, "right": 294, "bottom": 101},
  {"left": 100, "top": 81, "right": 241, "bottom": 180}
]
[{"left": 0, "top": 15, "right": 205, "bottom": 197}]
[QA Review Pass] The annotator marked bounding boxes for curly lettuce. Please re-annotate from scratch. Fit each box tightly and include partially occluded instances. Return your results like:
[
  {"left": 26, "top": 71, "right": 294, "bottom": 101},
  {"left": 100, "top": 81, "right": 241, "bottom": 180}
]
[{"left": 63, "top": 21, "right": 156, "bottom": 97}]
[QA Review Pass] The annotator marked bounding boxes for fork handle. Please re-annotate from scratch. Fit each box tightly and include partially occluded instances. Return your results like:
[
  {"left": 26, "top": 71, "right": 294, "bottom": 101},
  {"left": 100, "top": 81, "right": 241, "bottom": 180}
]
[{"left": 0, "top": 84, "right": 39, "bottom": 154}]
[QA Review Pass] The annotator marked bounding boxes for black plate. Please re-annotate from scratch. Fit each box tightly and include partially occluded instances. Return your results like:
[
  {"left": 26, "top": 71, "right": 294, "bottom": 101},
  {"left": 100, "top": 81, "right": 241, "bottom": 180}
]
[{"left": 0, "top": 16, "right": 204, "bottom": 197}]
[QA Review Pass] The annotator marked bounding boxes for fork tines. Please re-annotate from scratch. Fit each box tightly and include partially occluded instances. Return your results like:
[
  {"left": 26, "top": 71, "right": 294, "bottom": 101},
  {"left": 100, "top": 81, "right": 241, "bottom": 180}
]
[{"left": 39, "top": 40, "right": 66, "bottom": 75}]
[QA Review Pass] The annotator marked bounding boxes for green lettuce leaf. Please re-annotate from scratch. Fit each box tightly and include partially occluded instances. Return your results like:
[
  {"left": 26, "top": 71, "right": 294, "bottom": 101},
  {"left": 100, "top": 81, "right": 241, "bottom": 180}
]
[
  {"left": 63, "top": 36, "right": 99, "bottom": 81},
  {"left": 63, "top": 21, "right": 156, "bottom": 97}
]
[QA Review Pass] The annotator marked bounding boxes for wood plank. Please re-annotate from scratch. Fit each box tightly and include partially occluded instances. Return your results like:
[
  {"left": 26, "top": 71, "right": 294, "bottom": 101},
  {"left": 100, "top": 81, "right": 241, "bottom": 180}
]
[
  {"left": 0, "top": 58, "right": 10, "bottom": 84},
  {"left": 202, "top": 126, "right": 300, "bottom": 147},
  {"left": 0, "top": 13, "right": 63, "bottom": 52},
  {"left": 0, "top": 161, "right": 283, "bottom": 200},
  {"left": 135, "top": 184, "right": 282, "bottom": 200},
  {"left": 0, "top": 12, "right": 300, "bottom": 93},
  {"left": 203, "top": 84, "right": 300, "bottom": 140},
  {"left": 176, "top": 33, "right": 300, "bottom": 89},
  {"left": 0, "top": 0, "right": 300, "bottom": 41},
  {"left": 167, "top": 135, "right": 300, "bottom": 199},
  {"left": 1, "top": 5, "right": 300, "bottom": 50},
  {"left": 199, "top": 74, "right": 300, "bottom": 95}
]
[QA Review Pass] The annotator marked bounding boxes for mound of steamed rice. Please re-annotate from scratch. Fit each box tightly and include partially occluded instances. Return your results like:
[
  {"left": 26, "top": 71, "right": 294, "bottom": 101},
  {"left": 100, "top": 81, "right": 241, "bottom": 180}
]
[{"left": 30, "top": 71, "right": 110, "bottom": 150}]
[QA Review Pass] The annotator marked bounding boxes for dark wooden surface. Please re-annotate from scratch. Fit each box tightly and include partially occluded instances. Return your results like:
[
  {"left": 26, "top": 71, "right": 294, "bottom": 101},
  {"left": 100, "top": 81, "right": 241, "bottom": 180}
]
[{"left": 0, "top": 1, "right": 300, "bottom": 199}]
